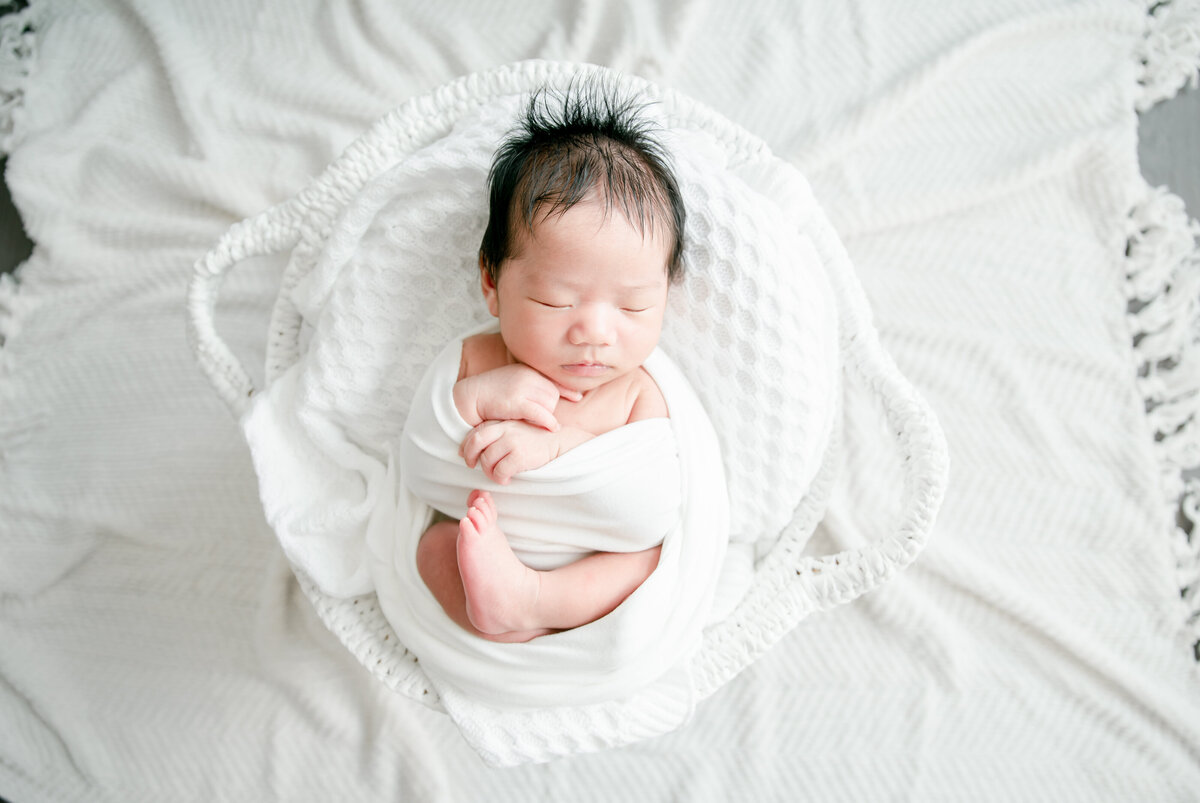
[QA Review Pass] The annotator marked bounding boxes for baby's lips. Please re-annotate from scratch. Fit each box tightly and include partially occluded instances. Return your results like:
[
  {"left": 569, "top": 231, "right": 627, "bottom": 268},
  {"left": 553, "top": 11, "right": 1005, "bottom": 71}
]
[{"left": 560, "top": 363, "right": 610, "bottom": 379}]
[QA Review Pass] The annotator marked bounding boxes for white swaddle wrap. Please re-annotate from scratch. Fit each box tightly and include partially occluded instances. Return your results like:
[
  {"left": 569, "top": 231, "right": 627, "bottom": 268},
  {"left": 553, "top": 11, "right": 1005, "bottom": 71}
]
[
  {"left": 399, "top": 329, "right": 683, "bottom": 572},
  {"left": 365, "top": 324, "right": 729, "bottom": 722}
]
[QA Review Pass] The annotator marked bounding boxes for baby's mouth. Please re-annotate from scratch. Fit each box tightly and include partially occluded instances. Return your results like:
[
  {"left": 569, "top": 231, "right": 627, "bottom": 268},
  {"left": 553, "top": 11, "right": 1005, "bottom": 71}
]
[{"left": 561, "top": 362, "right": 610, "bottom": 377}]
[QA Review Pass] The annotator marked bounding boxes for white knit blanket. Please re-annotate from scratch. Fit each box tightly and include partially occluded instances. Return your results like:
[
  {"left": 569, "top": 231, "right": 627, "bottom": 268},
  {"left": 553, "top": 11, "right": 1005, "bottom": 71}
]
[{"left": 2, "top": 1, "right": 1199, "bottom": 801}]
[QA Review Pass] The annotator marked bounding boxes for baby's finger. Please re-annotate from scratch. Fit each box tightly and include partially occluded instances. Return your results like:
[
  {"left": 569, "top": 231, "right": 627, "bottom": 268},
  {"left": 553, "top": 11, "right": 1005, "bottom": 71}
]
[
  {"left": 556, "top": 384, "right": 583, "bottom": 403},
  {"left": 519, "top": 400, "right": 559, "bottom": 432},
  {"left": 525, "top": 372, "right": 577, "bottom": 407},
  {"left": 459, "top": 430, "right": 480, "bottom": 467},
  {"left": 462, "top": 441, "right": 481, "bottom": 469},
  {"left": 460, "top": 423, "right": 499, "bottom": 468},
  {"left": 480, "top": 441, "right": 513, "bottom": 485},
  {"left": 491, "top": 453, "right": 519, "bottom": 485}
]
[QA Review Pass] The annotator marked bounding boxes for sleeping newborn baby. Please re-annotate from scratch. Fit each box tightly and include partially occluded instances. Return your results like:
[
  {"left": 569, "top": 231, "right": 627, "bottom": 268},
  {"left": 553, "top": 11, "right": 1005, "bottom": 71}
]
[{"left": 399, "top": 81, "right": 705, "bottom": 645}]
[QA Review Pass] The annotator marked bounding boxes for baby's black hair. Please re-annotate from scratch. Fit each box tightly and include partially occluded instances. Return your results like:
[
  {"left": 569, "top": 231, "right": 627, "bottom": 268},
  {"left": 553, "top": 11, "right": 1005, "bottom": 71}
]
[{"left": 479, "top": 77, "right": 686, "bottom": 283}]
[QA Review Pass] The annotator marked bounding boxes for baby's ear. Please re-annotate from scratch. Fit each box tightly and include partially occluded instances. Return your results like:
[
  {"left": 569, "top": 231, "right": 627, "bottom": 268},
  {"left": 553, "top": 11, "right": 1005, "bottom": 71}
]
[{"left": 479, "top": 258, "right": 500, "bottom": 318}]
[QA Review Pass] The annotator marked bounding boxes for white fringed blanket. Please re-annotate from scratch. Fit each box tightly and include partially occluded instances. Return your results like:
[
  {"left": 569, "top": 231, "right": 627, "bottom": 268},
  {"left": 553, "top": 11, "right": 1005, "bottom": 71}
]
[{"left": 2, "top": 1, "right": 1199, "bottom": 801}]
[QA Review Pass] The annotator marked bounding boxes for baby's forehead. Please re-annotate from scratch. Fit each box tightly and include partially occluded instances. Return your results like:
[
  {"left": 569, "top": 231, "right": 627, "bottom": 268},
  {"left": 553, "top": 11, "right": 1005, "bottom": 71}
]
[
  {"left": 524, "top": 200, "right": 669, "bottom": 249},
  {"left": 521, "top": 190, "right": 672, "bottom": 245},
  {"left": 503, "top": 209, "right": 673, "bottom": 290}
]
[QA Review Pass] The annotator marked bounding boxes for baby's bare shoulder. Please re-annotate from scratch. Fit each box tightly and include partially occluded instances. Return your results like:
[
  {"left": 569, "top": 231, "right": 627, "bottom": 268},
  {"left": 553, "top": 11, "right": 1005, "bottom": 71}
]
[
  {"left": 626, "top": 367, "right": 668, "bottom": 423},
  {"left": 458, "top": 333, "right": 508, "bottom": 380}
]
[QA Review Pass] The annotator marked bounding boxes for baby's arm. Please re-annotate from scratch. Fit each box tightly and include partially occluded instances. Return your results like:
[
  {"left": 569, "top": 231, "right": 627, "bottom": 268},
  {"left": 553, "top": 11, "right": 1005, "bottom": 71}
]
[
  {"left": 452, "top": 335, "right": 581, "bottom": 431},
  {"left": 461, "top": 367, "right": 668, "bottom": 483},
  {"left": 453, "top": 364, "right": 580, "bottom": 431},
  {"left": 459, "top": 419, "right": 593, "bottom": 484}
]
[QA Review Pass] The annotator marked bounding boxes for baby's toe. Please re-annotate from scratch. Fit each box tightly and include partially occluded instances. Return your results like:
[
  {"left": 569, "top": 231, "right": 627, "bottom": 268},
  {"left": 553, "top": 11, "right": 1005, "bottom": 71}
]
[{"left": 475, "top": 490, "right": 497, "bottom": 519}]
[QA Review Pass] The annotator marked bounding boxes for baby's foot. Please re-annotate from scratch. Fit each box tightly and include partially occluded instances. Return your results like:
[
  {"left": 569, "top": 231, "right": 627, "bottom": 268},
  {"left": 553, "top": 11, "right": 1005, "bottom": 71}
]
[{"left": 456, "top": 490, "right": 544, "bottom": 638}]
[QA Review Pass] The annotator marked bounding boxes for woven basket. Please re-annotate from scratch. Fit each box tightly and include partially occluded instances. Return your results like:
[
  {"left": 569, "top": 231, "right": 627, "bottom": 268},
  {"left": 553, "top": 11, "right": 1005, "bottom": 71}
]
[{"left": 187, "top": 60, "right": 949, "bottom": 763}]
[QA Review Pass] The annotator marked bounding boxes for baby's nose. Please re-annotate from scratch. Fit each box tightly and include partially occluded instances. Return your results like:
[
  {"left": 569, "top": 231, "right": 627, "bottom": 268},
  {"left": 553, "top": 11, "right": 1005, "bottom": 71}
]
[{"left": 569, "top": 304, "right": 615, "bottom": 345}]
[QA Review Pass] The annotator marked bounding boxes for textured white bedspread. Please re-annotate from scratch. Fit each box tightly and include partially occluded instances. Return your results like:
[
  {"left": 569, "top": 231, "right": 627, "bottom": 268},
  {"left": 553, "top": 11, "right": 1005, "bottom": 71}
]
[{"left": 1, "top": 1, "right": 1198, "bottom": 800}]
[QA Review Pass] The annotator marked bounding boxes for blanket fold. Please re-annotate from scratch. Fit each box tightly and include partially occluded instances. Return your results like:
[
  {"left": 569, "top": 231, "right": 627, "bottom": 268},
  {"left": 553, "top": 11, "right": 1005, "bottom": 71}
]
[{"left": 366, "top": 325, "right": 730, "bottom": 721}]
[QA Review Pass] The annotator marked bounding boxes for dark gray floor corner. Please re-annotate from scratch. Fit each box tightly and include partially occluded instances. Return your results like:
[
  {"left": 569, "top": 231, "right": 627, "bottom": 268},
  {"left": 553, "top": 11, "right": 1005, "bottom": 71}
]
[
  {"left": 0, "top": 87, "right": 1196, "bottom": 277},
  {"left": 0, "top": 156, "right": 31, "bottom": 275},
  {"left": 0, "top": 0, "right": 31, "bottom": 275},
  {"left": 1140, "top": 83, "right": 1200, "bottom": 212}
]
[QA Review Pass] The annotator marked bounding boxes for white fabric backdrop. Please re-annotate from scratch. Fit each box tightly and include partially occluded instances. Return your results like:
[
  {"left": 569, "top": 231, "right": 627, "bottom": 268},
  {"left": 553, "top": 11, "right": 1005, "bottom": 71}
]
[{"left": 1, "top": 1, "right": 1198, "bottom": 800}]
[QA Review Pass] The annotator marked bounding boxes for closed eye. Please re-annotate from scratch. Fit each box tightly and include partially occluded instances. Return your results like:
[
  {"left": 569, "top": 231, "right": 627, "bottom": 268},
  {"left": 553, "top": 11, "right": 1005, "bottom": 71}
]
[
  {"left": 622, "top": 306, "right": 651, "bottom": 313},
  {"left": 531, "top": 298, "right": 570, "bottom": 309}
]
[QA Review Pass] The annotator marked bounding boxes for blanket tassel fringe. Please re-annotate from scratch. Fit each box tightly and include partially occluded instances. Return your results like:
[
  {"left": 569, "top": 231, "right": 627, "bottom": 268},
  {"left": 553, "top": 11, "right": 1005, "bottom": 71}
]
[
  {"left": 0, "top": 0, "right": 39, "bottom": 351},
  {"left": 0, "top": 269, "right": 16, "bottom": 347},
  {"left": 1139, "top": 0, "right": 1200, "bottom": 111},
  {"left": 1126, "top": 186, "right": 1200, "bottom": 660},
  {"left": 0, "top": 0, "right": 39, "bottom": 155},
  {"left": 0, "top": 2, "right": 36, "bottom": 446}
]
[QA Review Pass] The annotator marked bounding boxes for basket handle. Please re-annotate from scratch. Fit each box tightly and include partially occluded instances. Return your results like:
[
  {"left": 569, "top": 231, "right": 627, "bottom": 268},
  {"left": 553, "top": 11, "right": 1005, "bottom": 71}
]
[
  {"left": 770, "top": 194, "right": 950, "bottom": 614},
  {"left": 793, "top": 328, "right": 949, "bottom": 601},
  {"left": 186, "top": 200, "right": 307, "bottom": 418}
]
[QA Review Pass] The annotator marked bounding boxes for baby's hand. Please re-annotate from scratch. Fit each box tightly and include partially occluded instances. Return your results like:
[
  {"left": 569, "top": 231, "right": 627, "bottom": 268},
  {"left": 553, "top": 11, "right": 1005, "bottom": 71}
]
[
  {"left": 453, "top": 364, "right": 581, "bottom": 432},
  {"left": 459, "top": 420, "right": 563, "bottom": 485}
]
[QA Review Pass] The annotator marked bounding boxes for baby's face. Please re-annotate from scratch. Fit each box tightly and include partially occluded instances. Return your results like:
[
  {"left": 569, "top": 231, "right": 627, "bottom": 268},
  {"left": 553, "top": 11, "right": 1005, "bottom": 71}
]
[{"left": 482, "top": 199, "right": 671, "bottom": 395}]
